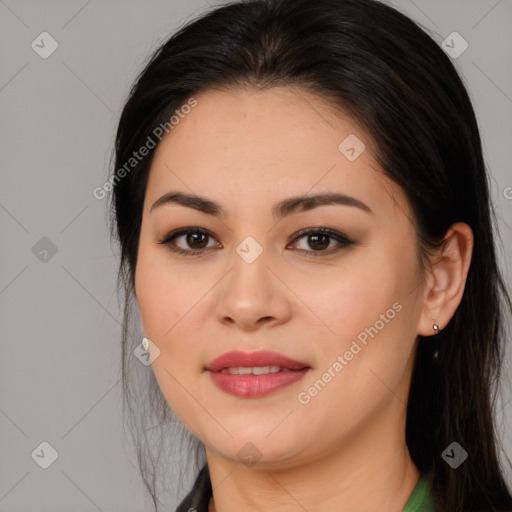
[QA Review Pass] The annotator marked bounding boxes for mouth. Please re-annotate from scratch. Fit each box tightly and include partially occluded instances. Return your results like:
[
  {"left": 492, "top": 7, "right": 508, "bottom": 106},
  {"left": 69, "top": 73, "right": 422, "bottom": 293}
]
[{"left": 205, "top": 350, "right": 311, "bottom": 397}]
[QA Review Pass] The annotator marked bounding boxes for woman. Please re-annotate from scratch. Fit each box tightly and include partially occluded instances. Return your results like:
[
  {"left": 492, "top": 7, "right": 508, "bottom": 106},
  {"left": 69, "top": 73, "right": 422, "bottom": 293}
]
[{"left": 108, "top": 0, "right": 512, "bottom": 510}]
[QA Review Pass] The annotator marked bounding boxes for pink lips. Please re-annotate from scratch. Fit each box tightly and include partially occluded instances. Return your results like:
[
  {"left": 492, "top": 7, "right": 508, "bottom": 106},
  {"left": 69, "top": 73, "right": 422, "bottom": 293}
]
[{"left": 205, "top": 350, "right": 311, "bottom": 398}]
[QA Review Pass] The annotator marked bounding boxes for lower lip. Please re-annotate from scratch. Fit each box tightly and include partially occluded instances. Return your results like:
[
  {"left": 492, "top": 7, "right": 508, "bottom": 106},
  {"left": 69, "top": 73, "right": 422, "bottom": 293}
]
[{"left": 207, "top": 368, "right": 310, "bottom": 397}]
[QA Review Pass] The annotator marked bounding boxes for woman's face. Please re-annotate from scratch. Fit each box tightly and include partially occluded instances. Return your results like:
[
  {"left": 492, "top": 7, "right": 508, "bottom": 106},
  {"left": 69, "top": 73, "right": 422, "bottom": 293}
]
[{"left": 135, "top": 86, "right": 429, "bottom": 468}]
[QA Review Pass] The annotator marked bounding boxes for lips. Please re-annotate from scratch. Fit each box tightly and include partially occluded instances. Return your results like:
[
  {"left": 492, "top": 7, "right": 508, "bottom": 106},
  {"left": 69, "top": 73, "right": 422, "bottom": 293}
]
[{"left": 205, "top": 350, "right": 310, "bottom": 372}]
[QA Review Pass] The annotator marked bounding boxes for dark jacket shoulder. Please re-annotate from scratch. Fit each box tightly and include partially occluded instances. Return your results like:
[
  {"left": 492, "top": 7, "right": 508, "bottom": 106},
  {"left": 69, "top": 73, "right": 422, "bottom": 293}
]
[{"left": 175, "top": 464, "right": 212, "bottom": 512}]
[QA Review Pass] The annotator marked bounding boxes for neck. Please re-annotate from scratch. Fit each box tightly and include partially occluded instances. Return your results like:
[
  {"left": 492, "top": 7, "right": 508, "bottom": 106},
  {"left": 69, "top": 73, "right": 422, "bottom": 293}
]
[{"left": 205, "top": 394, "right": 420, "bottom": 512}]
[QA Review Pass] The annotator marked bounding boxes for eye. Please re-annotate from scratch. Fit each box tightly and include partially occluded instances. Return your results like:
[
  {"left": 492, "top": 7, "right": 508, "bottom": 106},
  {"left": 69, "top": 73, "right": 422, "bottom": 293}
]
[
  {"left": 157, "top": 227, "right": 354, "bottom": 257},
  {"left": 156, "top": 227, "right": 221, "bottom": 256},
  {"left": 287, "top": 227, "right": 354, "bottom": 256}
]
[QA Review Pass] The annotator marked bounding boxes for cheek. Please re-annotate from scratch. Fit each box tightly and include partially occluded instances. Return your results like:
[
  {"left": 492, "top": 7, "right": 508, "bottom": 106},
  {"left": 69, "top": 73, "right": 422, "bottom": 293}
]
[
  {"left": 135, "top": 255, "right": 204, "bottom": 428},
  {"left": 135, "top": 241, "right": 196, "bottom": 341},
  {"left": 134, "top": 248, "right": 211, "bottom": 408},
  {"left": 291, "top": 258, "right": 410, "bottom": 349},
  {"left": 292, "top": 242, "right": 421, "bottom": 404}
]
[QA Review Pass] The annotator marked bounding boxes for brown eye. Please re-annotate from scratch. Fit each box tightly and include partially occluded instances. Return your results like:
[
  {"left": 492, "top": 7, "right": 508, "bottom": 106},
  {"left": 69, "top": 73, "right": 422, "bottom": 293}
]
[
  {"left": 289, "top": 228, "right": 355, "bottom": 256},
  {"left": 157, "top": 228, "right": 220, "bottom": 256}
]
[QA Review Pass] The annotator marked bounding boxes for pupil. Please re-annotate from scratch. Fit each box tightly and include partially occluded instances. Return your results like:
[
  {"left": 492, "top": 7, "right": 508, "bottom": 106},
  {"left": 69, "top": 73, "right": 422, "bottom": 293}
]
[{"left": 309, "top": 234, "right": 328, "bottom": 250}]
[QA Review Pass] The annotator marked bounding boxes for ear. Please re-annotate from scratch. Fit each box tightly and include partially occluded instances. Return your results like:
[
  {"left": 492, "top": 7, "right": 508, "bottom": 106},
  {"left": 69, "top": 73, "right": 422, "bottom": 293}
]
[{"left": 417, "top": 222, "right": 474, "bottom": 336}]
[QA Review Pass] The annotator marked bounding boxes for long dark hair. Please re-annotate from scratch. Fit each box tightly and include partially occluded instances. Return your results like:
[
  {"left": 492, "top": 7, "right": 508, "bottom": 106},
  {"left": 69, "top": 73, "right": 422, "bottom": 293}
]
[{"left": 108, "top": 0, "right": 512, "bottom": 510}]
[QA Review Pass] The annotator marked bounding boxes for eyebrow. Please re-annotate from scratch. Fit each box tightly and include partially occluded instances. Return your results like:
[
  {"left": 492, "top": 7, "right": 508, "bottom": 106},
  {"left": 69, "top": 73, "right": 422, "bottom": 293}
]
[{"left": 150, "top": 190, "right": 373, "bottom": 218}]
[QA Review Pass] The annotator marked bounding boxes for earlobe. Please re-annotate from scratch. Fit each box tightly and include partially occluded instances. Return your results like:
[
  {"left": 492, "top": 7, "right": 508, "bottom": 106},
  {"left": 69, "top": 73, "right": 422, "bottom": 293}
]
[{"left": 417, "top": 222, "right": 474, "bottom": 337}]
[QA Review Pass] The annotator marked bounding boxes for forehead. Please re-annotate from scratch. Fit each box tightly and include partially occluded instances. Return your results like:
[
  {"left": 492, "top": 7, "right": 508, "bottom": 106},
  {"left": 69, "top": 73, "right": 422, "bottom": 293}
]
[
  {"left": 146, "top": 86, "right": 409, "bottom": 219},
  {"left": 154, "top": 85, "right": 366, "bottom": 168}
]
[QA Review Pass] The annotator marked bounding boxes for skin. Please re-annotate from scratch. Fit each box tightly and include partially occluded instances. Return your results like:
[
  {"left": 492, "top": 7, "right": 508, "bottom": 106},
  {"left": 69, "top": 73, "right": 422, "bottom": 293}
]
[{"left": 134, "top": 86, "right": 473, "bottom": 512}]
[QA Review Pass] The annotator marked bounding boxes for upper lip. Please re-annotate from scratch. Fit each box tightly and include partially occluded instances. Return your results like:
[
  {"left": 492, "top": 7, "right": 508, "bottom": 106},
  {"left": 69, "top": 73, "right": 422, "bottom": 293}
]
[{"left": 205, "top": 350, "right": 311, "bottom": 372}]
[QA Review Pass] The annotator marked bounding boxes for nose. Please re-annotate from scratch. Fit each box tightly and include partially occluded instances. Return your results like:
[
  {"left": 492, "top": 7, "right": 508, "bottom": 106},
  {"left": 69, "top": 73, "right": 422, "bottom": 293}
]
[{"left": 215, "top": 248, "right": 293, "bottom": 332}]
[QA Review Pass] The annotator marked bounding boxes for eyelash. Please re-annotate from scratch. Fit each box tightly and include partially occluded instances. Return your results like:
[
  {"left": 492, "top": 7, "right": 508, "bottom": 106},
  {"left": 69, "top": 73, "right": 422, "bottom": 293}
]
[{"left": 156, "top": 227, "right": 355, "bottom": 258}]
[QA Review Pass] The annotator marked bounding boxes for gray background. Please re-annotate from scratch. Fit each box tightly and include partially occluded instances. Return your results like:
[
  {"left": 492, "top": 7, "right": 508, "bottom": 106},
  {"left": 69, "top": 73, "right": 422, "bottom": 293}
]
[{"left": 1, "top": 0, "right": 511, "bottom": 511}]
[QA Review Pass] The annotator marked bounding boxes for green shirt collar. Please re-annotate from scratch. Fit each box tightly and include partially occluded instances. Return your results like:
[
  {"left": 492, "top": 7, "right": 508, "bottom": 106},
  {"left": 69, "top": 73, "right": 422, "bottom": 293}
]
[{"left": 402, "top": 476, "right": 436, "bottom": 512}]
